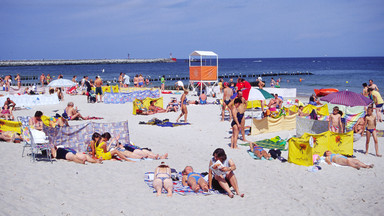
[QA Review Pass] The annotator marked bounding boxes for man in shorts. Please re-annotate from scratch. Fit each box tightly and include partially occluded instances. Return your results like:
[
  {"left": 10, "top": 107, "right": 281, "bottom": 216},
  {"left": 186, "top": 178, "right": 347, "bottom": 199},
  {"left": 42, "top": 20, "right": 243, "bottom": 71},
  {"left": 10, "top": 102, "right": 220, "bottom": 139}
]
[{"left": 94, "top": 76, "right": 103, "bottom": 103}]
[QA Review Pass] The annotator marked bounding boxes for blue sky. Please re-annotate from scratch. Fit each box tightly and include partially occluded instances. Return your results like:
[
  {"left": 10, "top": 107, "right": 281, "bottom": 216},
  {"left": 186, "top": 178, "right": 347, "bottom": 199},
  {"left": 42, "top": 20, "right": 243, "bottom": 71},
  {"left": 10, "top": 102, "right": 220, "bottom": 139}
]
[{"left": 1, "top": 0, "right": 384, "bottom": 59}]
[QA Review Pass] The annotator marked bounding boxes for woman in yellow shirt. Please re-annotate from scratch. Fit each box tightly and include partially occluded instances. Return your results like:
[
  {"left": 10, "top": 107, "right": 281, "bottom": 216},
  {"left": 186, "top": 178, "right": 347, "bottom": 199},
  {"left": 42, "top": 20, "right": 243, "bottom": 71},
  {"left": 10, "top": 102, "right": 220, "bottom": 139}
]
[{"left": 93, "top": 132, "right": 134, "bottom": 162}]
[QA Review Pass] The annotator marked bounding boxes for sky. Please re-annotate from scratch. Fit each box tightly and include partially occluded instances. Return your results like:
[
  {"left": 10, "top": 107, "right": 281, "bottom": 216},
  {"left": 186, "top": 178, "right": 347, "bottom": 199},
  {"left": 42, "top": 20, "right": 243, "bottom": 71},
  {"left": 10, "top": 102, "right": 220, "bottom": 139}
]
[{"left": 1, "top": 0, "right": 384, "bottom": 59}]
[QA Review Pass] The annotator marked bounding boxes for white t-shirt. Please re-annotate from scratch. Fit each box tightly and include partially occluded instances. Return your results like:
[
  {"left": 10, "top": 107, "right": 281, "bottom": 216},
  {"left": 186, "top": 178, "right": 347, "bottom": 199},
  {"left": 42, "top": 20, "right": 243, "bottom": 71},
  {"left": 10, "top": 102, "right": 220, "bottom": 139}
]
[{"left": 177, "top": 81, "right": 184, "bottom": 87}]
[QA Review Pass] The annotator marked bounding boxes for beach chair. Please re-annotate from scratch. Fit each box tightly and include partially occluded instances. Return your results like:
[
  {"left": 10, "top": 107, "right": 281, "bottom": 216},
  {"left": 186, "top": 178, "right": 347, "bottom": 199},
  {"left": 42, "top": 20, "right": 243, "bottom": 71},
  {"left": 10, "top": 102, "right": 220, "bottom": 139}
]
[{"left": 18, "top": 116, "right": 31, "bottom": 157}]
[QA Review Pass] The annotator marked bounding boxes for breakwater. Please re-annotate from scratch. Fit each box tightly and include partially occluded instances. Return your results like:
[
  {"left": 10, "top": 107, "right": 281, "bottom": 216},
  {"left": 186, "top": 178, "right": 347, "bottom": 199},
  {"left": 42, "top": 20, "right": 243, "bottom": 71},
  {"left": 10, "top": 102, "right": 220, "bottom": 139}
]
[{"left": 0, "top": 58, "right": 176, "bottom": 67}]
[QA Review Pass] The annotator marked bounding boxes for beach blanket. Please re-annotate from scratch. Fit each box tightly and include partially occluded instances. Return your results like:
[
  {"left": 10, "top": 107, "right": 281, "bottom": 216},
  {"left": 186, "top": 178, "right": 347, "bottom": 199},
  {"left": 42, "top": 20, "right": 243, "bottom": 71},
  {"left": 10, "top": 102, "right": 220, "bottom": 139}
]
[
  {"left": 240, "top": 136, "right": 287, "bottom": 150},
  {"left": 133, "top": 97, "right": 163, "bottom": 115},
  {"left": 43, "top": 121, "right": 130, "bottom": 153},
  {"left": 296, "top": 116, "right": 329, "bottom": 137},
  {"left": 139, "top": 119, "right": 190, "bottom": 127},
  {"left": 375, "top": 130, "right": 384, "bottom": 137},
  {"left": 144, "top": 172, "right": 218, "bottom": 196},
  {"left": 0, "top": 119, "right": 21, "bottom": 133},
  {"left": 251, "top": 114, "right": 296, "bottom": 135}
]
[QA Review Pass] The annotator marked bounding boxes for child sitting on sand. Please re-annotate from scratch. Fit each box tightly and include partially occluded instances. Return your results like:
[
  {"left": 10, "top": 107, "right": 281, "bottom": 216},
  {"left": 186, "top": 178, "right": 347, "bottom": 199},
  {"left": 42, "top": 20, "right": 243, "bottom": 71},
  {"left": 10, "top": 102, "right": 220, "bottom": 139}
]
[
  {"left": 364, "top": 107, "right": 381, "bottom": 157},
  {"left": 329, "top": 106, "right": 343, "bottom": 133},
  {"left": 249, "top": 142, "right": 271, "bottom": 159}
]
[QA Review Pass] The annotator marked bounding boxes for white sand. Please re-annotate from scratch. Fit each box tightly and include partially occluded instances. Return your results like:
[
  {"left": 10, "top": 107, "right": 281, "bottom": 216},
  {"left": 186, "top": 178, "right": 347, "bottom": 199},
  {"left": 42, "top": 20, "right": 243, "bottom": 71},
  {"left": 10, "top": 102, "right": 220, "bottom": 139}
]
[{"left": 0, "top": 93, "right": 383, "bottom": 215}]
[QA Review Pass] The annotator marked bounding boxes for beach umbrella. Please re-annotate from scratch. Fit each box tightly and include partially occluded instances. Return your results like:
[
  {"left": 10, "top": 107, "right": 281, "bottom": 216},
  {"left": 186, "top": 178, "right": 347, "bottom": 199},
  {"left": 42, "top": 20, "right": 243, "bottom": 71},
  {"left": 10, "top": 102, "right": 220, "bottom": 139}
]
[
  {"left": 47, "top": 79, "right": 76, "bottom": 88},
  {"left": 246, "top": 88, "right": 274, "bottom": 101},
  {"left": 320, "top": 90, "right": 372, "bottom": 107}
]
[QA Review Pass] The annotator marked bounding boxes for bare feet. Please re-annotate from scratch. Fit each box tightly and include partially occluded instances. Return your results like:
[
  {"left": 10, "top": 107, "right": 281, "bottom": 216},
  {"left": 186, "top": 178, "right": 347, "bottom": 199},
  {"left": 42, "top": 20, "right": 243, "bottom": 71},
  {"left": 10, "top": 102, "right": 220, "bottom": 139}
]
[
  {"left": 376, "top": 154, "right": 382, "bottom": 157},
  {"left": 160, "top": 153, "right": 168, "bottom": 159},
  {"left": 228, "top": 193, "right": 234, "bottom": 198},
  {"left": 369, "top": 164, "right": 374, "bottom": 168},
  {"left": 239, "top": 193, "right": 245, "bottom": 198}
]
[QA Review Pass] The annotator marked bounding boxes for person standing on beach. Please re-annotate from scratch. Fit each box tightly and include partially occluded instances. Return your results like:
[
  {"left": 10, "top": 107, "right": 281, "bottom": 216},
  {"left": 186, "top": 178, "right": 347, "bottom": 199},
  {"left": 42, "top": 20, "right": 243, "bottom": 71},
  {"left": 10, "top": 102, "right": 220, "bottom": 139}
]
[
  {"left": 118, "top": 72, "right": 123, "bottom": 88},
  {"left": 46, "top": 74, "right": 51, "bottom": 84},
  {"left": 161, "top": 75, "right": 165, "bottom": 91},
  {"left": 328, "top": 106, "right": 343, "bottom": 133},
  {"left": 123, "top": 73, "right": 130, "bottom": 87},
  {"left": 221, "top": 83, "right": 233, "bottom": 121},
  {"left": 72, "top": 75, "right": 77, "bottom": 84},
  {"left": 133, "top": 75, "right": 139, "bottom": 87},
  {"left": 364, "top": 107, "right": 381, "bottom": 157},
  {"left": 15, "top": 74, "right": 21, "bottom": 89},
  {"left": 94, "top": 76, "right": 103, "bottom": 103},
  {"left": 228, "top": 91, "right": 248, "bottom": 143},
  {"left": 362, "top": 83, "right": 369, "bottom": 98},
  {"left": 230, "top": 98, "right": 243, "bottom": 149},
  {"left": 40, "top": 73, "right": 45, "bottom": 87},
  {"left": 369, "top": 79, "right": 379, "bottom": 91},
  {"left": 176, "top": 90, "right": 188, "bottom": 123},
  {"left": 368, "top": 88, "right": 383, "bottom": 122}
]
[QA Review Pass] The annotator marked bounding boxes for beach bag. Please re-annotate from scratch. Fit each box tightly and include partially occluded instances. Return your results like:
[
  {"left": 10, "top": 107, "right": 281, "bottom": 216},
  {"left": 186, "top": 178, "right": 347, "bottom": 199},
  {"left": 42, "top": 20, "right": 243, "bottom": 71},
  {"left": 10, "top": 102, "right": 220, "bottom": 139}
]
[{"left": 268, "top": 149, "right": 281, "bottom": 159}]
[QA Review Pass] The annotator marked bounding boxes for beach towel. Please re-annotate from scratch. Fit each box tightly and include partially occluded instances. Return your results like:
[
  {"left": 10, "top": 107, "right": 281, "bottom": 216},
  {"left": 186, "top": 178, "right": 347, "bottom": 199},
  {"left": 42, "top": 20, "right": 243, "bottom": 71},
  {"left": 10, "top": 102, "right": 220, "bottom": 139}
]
[
  {"left": 240, "top": 136, "right": 287, "bottom": 150},
  {"left": 0, "top": 119, "right": 21, "bottom": 133},
  {"left": 139, "top": 118, "right": 190, "bottom": 127},
  {"left": 144, "top": 172, "right": 218, "bottom": 196},
  {"left": 375, "top": 130, "right": 384, "bottom": 137}
]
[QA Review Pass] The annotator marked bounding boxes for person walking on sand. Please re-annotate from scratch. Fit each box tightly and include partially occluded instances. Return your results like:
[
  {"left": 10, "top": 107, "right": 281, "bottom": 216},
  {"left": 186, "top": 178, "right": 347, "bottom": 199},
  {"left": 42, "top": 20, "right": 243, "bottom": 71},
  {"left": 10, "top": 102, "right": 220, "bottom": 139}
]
[
  {"left": 221, "top": 82, "right": 233, "bottom": 121},
  {"left": 94, "top": 76, "right": 103, "bottom": 103},
  {"left": 230, "top": 98, "right": 243, "bottom": 149},
  {"left": 176, "top": 90, "right": 188, "bottom": 123},
  {"left": 364, "top": 107, "right": 381, "bottom": 157},
  {"left": 329, "top": 106, "right": 343, "bottom": 133}
]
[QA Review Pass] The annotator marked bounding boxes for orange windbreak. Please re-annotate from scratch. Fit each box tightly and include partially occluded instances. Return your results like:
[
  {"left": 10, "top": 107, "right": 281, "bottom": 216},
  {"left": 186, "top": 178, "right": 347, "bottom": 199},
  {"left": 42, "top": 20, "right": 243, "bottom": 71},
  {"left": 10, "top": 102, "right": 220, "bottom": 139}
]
[{"left": 189, "top": 66, "right": 217, "bottom": 81}]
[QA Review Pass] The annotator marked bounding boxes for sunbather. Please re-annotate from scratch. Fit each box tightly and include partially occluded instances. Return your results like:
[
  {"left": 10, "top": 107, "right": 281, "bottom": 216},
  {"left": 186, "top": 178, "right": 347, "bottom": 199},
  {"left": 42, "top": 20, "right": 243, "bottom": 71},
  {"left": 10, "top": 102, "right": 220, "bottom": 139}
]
[
  {"left": 0, "top": 104, "right": 14, "bottom": 120},
  {"left": 29, "top": 111, "right": 44, "bottom": 131},
  {"left": 49, "top": 114, "right": 69, "bottom": 128},
  {"left": 153, "top": 162, "right": 173, "bottom": 196},
  {"left": 353, "top": 117, "right": 365, "bottom": 136},
  {"left": 64, "top": 102, "right": 89, "bottom": 120},
  {"left": 166, "top": 98, "right": 179, "bottom": 112},
  {"left": 323, "top": 150, "right": 374, "bottom": 170},
  {"left": 91, "top": 132, "right": 134, "bottom": 162},
  {"left": 0, "top": 131, "right": 22, "bottom": 143},
  {"left": 208, "top": 148, "right": 244, "bottom": 198},
  {"left": 51, "top": 146, "right": 101, "bottom": 164},
  {"left": 148, "top": 101, "right": 166, "bottom": 114},
  {"left": 249, "top": 142, "right": 271, "bottom": 159},
  {"left": 115, "top": 142, "right": 168, "bottom": 160},
  {"left": 182, "top": 166, "right": 209, "bottom": 192}
]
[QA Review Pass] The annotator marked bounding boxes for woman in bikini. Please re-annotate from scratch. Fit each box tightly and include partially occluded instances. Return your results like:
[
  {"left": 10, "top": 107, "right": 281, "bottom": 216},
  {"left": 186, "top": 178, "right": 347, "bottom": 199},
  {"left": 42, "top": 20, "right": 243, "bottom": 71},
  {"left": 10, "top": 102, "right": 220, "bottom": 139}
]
[
  {"left": 249, "top": 142, "right": 271, "bottom": 159},
  {"left": 324, "top": 150, "right": 373, "bottom": 169},
  {"left": 182, "top": 166, "right": 209, "bottom": 192},
  {"left": 153, "top": 162, "right": 173, "bottom": 196},
  {"left": 176, "top": 90, "right": 188, "bottom": 123}
]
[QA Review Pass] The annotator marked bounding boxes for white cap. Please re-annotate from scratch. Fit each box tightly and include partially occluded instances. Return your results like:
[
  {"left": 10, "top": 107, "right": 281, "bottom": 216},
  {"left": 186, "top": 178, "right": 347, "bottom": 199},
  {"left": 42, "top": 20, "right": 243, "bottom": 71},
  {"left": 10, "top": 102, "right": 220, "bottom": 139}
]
[{"left": 258, "top": 77, "right": 262, "bottom": 81}]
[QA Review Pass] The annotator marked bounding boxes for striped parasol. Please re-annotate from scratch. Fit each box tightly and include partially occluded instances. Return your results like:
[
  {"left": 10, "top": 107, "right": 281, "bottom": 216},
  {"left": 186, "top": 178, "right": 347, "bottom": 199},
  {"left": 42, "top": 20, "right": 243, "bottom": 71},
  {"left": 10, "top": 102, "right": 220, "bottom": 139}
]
[{"left": 320, "top": 90, "right": 372, "bottom": 107}]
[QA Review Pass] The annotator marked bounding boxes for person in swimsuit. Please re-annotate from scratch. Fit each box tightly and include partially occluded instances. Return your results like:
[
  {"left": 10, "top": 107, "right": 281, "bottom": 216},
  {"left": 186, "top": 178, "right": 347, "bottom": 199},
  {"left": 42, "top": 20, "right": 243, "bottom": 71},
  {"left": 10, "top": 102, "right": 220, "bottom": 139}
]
[
  {"left": 221, "top": 82, "right": 233, "bottom": 121},
  {"left": 138, "top": 74, "right": 144, "bottom": 87},
  {"left": 208, "top": 148, "right": 244, "bottom": 198},
  {"left": 199, "top": 90, "right": 207, "bottom": 104},
  {"left": 328, "top": 106, "right": 343, "bottom": 133},
  {"left": 166, "top": 98, "right": 179, "bottom": 112},
  {"left": 133, "top": 75, "right": 139, "bottom": 87},
  {"left": 3, "top": 97, "right": 16, "bottom": 116},
  {"left": 160, "top": 75, "right": 165, "bottom": 91},
  {"left": 15, "top": 74, "right": 21, "bottom": 89},
  {"left": 51, "top": 146, "right": 101, "bottom": 164},
  {"left": 49, "top": 114, "right": 69, "bottom": 128},
  {"left": 0, "top": 131, "right": 22, "bottom": 143},
  {"left": 353, "top": 117, "right": 365, "bottom": 136},
  {"left": 40, "top": 73, "right": 45, "bottom": 87},
  {"left": 0, "top": 104, "right": 14, "bottom": 120},
  {"left": 92, "top": 132, "right": 134, "bottom": 162},
  {"left": 114, "top": 142, "right": 168, "bottom": 160},
  {"left": 153, "top": 162, "right": 173, "bottom": 196},
  {"left": 249, "top": 143, "right": 271, "bottom": 159},
  {"left": 147, "top": 101, "right": 166, "bottom": 114},
  {"left": 182, "top": 166, "right": 209, "bottom": 192},
  {"left": 46, "top": 74, "right": 51, "bottom": 84},
  {"left": 364, "top": 107, "right": 381, "bottom": 157},
  {"left": 176, "top": 90, "right": 188, "bottom": 123},
  {"left": 362, "top": 83, "right": 369, "bottom": 98},
  {"left": 29, "top": 111, "right": 44, "bottom": 131},
  {"left": 368, "top": 88, "right": 383, "bottom": 122},
  {"left": 324, "top": 150, "right": 374, "bottom": 169},
  {"left": 64, "top": 102, "right": 89, "bottom": 120},
  {"left": 118, "top": 72, "right": 123, "bottom": 88},
  {"left": 230, "top": 98, "right": 243, "bottom": 149},
  {"left": 94, "top": 76, "right": 103, "bottom": 103}
]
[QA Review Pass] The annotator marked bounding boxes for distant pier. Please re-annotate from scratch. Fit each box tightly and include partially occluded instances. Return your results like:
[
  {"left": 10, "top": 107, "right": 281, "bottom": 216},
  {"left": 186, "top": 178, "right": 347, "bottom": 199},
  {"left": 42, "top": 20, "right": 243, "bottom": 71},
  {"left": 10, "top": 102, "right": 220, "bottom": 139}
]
[{"left": 0, "top": 58, "right": 176, "bottom": 67}]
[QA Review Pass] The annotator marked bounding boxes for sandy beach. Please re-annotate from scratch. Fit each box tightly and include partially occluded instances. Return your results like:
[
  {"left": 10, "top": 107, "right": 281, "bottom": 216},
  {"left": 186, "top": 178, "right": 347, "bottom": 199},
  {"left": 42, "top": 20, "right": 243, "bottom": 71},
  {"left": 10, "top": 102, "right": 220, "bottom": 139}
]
[{"left": 0, "top": 92, "right": 383, "bottom": 216}]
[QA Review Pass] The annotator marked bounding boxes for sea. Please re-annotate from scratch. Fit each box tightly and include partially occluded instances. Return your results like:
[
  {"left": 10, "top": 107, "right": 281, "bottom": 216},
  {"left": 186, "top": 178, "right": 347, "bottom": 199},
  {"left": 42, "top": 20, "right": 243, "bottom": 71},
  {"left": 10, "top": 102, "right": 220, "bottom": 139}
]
[{"left": 0, "top": 57, "right": 383, "bottom": 96}]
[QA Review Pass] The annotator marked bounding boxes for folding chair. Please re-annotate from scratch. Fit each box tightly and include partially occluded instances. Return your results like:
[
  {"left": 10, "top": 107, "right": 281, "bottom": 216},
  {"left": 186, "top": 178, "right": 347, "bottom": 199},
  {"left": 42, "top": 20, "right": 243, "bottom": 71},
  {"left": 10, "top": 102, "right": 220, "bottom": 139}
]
[{"left": 17, "top": 116, "right": 31, "bottom": 157}]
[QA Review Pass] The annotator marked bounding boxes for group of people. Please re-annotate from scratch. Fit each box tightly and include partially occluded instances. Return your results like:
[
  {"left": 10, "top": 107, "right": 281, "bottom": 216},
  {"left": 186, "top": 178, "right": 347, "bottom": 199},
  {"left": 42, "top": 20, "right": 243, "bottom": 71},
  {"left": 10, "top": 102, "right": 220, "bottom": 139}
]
[
  {"left": 118, "top": 72, "right": 131, "bottom": 88},
  {"left": 153, "top": 148, "right": 244, "bottom": 198}
]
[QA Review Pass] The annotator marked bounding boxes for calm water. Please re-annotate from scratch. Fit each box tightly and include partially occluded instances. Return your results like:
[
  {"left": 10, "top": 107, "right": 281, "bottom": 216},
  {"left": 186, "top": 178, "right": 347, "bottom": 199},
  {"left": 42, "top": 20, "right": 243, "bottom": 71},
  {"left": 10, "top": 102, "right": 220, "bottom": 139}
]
[{"left": 0, "top": 57, "right": 383, "bottom": 96}]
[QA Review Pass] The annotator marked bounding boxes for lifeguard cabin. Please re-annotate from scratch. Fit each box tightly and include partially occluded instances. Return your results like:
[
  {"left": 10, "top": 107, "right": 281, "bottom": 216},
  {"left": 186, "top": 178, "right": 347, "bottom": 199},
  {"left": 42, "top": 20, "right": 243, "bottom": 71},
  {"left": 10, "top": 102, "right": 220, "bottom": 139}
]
[{"left": 188, "top": 51, "right": 218, "bottom": 95}]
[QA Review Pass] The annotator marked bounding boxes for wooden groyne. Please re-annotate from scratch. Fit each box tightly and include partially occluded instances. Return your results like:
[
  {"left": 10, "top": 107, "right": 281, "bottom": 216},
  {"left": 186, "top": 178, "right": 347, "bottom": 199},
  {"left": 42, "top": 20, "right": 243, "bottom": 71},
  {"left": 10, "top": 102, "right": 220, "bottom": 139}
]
[{"left": 0, "top": 58, "right": 176, "bottom": 67}]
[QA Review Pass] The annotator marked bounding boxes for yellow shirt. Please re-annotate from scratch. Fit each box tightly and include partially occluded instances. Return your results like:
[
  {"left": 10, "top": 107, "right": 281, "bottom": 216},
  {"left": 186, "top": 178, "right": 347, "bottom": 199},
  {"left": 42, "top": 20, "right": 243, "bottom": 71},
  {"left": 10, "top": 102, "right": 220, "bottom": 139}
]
[{"left": 372, "top": 90, "right": 383, "bottom": 104}]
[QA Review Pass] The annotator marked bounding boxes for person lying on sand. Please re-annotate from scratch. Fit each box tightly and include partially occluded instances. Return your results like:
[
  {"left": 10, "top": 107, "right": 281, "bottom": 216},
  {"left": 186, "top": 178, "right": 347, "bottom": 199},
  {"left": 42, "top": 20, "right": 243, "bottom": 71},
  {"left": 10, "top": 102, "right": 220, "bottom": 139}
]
[
  {"left": 182, "top": 166, "right": 209, "bottom": 192},
  {"left": 115, "top": 142, "right": 168, "bottom": 160},
  {"left": 249, "top": 142, "right": 271, "bottom": 159},
  {"left": 147, "top": 101, "right": 166, "bottom": 114},
  {"left": 153, "top": 162, "right": 173, "bottom": 197},
  {"left": 323, "top": 150, "right": 374, "bottom": 170},
  {"left": 0, "top": 131, "right": 22, "bottom": 143},
  {"left": 64, "top": 102, "right": 89, "bottom": 120},
  {"left": 51, "top": 146, "right": 102, "bottom": 164}
]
